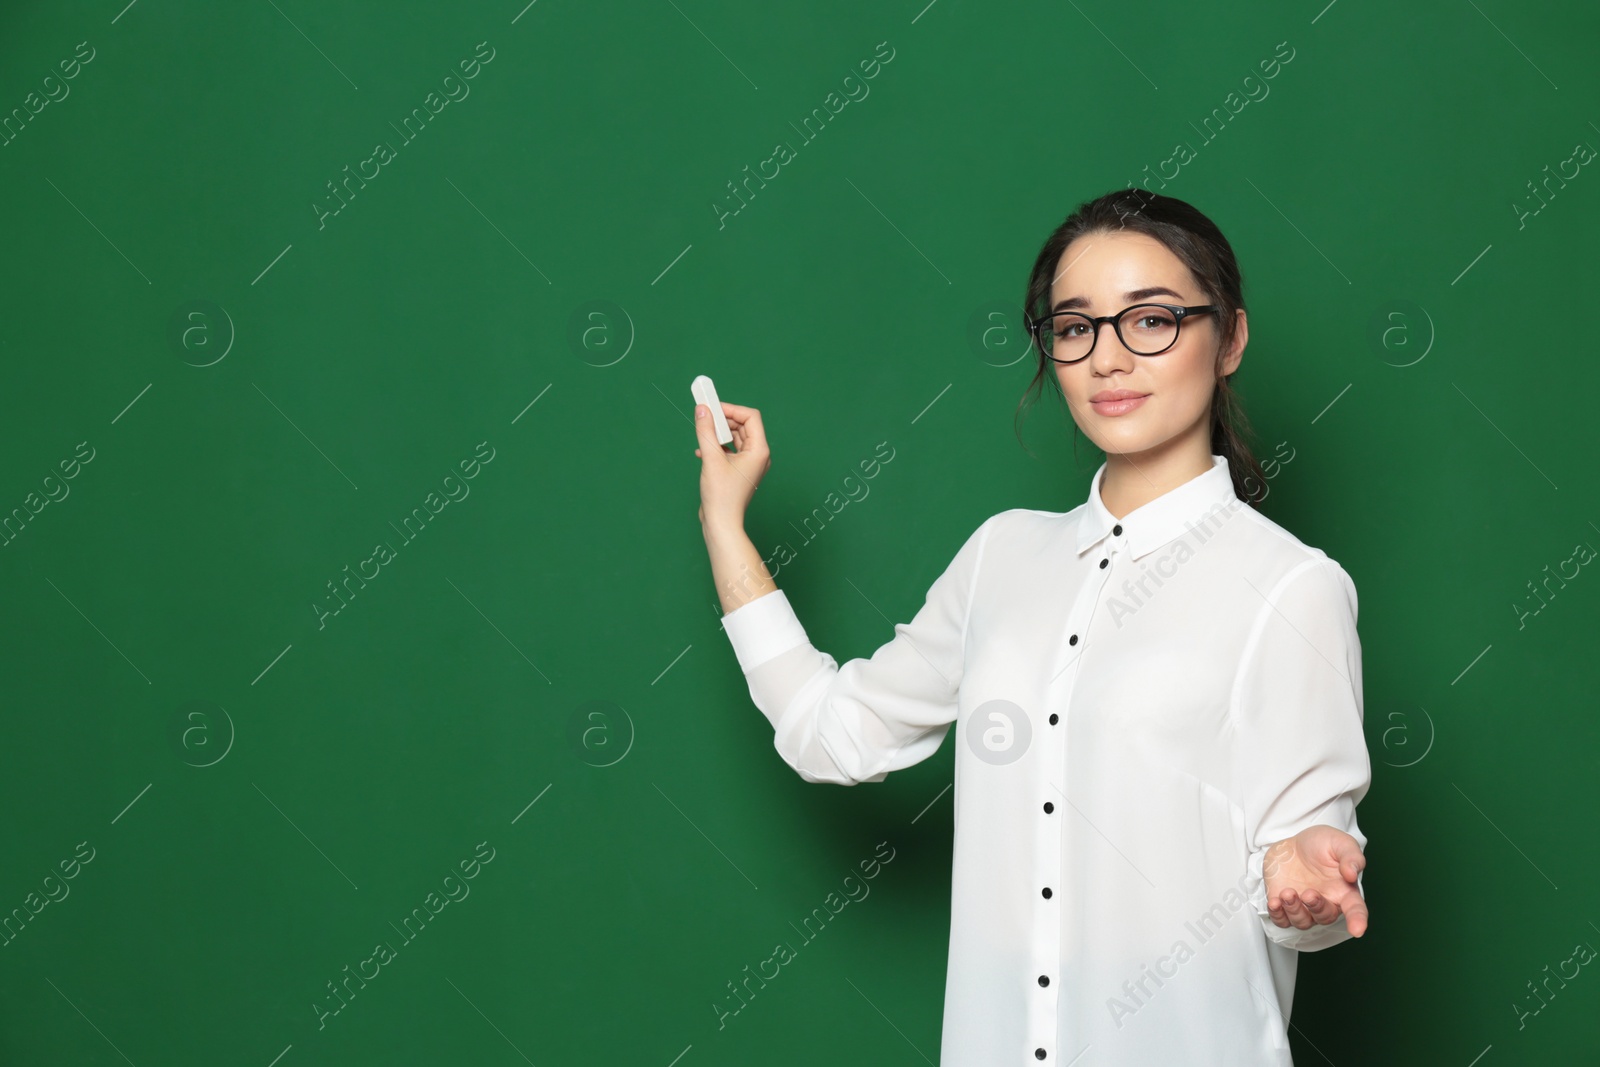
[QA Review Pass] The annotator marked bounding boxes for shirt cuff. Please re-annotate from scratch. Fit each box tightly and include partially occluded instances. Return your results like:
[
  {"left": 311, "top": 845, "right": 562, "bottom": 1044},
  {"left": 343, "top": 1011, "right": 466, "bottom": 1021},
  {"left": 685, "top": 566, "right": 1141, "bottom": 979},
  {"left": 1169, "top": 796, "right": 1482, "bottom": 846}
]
[{"left": 721, "top": 589, "right": 810, "bottom": 672}]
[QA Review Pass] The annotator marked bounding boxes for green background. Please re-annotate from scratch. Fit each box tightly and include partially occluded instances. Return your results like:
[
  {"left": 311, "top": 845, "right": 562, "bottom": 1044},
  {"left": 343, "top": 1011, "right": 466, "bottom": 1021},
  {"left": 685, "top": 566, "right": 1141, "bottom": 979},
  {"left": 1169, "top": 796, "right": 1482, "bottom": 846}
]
[{"left": 1, "top": 0, "right": 1597, "bottom": 1063}]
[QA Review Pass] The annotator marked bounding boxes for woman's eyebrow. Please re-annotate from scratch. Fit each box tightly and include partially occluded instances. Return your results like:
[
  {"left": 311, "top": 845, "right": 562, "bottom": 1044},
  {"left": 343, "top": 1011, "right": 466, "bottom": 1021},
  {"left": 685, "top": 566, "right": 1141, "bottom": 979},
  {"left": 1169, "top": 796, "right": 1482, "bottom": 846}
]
[{"left": 1052, "top": 286, "right": 1185, "bottom": 312}]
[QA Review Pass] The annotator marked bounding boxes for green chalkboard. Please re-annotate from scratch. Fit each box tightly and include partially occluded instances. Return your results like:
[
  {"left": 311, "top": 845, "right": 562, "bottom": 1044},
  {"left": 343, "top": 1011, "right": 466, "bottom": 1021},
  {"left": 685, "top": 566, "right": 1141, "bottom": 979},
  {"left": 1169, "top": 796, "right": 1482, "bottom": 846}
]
[{"left": 1, "top": 0, "right": 1597, "bottom": 1063}]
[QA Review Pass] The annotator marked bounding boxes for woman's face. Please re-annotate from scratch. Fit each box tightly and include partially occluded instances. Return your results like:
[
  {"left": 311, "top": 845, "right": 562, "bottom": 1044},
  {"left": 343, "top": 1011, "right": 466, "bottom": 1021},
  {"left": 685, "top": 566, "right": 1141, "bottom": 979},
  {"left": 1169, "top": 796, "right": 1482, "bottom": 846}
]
[{"left": 1047, "top": 230, "right": 1244, "bottom": 461}]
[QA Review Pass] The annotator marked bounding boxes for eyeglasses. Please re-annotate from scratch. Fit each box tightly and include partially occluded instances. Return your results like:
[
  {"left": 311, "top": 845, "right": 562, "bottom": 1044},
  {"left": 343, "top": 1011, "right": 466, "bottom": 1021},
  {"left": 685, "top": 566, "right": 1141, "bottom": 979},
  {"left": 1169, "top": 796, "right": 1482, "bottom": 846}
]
[{"left": 1026, "top": 303, "right": 1219, "bottom": 365}]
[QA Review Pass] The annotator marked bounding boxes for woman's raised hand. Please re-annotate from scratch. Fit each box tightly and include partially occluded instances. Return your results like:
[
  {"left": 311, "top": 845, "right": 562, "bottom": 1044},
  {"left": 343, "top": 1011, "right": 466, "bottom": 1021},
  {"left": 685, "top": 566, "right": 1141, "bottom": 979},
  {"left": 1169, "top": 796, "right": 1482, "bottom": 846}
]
[{"left": 694, "top": 400, "right": 771, "bottom": 531}]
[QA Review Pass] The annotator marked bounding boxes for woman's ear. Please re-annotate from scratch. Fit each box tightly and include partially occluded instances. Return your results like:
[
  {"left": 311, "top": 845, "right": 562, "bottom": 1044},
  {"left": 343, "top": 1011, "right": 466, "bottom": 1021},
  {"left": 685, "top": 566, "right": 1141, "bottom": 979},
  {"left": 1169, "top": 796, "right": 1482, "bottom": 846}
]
[{"left": 1219, "top": 308, "right": 1247, "bottom": 377}]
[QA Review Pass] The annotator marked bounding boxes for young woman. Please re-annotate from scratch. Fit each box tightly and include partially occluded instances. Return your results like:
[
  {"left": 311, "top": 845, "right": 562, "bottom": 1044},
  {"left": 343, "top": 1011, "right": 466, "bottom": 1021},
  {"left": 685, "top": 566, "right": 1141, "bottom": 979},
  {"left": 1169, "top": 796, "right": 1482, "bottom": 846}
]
[{"left": 694, "top": 189, "right": 1371, "bottom": 1065}]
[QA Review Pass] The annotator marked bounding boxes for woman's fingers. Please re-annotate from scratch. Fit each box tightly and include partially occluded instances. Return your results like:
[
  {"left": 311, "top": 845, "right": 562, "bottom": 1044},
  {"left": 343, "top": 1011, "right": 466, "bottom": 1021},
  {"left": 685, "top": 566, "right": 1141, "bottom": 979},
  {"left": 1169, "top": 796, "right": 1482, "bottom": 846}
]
[
  {"left": 715, "top": 402, "right": 770, "bottom": 460},
  {"left": 1299, "top": 889, "right": 1339, "bottom": 925},
  {"left": 717, "top": 399, "right": 760, "bottom": 421},
  {"left": 1281, "top": 892, "right": 1315, "bottom": 930},
  {"left": 720, "top": 402, "right": 767, "bottom": 453},
  {"left": 1271, "top": 884, "right": 1357, "bottom": 931},
  {"left": 1273, "top": 889, "right": 1316, "bottom": 930}
]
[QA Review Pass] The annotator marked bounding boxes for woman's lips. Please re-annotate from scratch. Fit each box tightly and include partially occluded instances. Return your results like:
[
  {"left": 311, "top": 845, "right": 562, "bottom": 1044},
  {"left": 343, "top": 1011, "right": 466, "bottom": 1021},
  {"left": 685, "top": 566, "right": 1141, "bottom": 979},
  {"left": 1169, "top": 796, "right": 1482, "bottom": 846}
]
[{"left": 1090, "top": 394, "right": 1149, "bottom": 416}]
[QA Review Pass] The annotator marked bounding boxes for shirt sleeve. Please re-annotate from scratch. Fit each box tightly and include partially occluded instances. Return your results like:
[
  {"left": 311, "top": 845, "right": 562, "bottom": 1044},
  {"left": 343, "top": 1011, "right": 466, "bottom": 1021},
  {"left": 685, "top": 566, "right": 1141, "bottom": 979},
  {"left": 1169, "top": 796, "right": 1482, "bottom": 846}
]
[
  {"left": 718, "top": 513, "right": 998, "bottom": 786},
  {"left": 1230, "top": 556, "right": 1372, "bottom": 952}
]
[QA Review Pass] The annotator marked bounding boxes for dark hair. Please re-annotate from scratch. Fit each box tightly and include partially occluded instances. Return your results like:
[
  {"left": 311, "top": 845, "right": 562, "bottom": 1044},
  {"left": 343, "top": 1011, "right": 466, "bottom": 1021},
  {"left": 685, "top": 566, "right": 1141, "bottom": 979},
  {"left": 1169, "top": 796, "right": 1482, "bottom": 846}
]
[{"left": 1014, "top": 188, "right": 1268, "bottom": 508}]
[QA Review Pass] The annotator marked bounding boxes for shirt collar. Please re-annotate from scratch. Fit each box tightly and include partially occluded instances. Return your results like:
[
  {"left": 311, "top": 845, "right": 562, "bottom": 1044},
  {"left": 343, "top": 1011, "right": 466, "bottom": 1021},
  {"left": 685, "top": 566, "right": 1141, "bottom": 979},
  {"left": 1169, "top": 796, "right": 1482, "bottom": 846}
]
[{"left": 1075, "top": 453, "right": 1241, "bottom": 561}]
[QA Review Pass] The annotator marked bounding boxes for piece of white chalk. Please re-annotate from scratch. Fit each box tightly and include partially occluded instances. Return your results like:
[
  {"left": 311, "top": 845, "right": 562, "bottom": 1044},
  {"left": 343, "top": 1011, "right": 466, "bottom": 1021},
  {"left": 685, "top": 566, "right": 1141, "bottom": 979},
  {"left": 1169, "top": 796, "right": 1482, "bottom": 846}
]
[{"left": 691, "top": 375, "right": 734, "bottom": 446}]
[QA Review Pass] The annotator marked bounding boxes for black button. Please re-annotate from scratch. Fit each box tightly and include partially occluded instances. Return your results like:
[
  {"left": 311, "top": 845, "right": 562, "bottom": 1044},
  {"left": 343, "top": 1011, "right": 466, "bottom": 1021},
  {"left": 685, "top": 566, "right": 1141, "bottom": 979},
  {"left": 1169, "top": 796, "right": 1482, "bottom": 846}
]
[
  {"left": 1043, "top": 801, "right": 1054, "bottom": 813},
  {"left": 1112, "top": 524, "right": 1122, "bottom": 536},
  {"left": 1041, "top": 887, "right": 1052, "bottom": 899},
  {"left": 1035, "top": 1049, "right": 1047, "bottom": 1060},
  {"left": 1099, "top": 558, "right": 1108, "bottom": 569},
  {"left": 1068, "top": 634, "right": 1078, "bottom": 645},
  {"left": 1038, "top": 974, "right": 1050, "bottom": 987},
  {"left": 1048, "top": 713, "right": 1059, "bottom": 725}
]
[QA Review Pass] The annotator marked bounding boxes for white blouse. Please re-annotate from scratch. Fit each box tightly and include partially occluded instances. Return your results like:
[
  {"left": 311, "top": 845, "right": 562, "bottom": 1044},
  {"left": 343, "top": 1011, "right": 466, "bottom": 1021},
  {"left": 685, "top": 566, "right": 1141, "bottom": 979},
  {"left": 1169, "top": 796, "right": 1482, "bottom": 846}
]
[{"left": 719, "top": 453, "right": 1370, "bottom": 1065}]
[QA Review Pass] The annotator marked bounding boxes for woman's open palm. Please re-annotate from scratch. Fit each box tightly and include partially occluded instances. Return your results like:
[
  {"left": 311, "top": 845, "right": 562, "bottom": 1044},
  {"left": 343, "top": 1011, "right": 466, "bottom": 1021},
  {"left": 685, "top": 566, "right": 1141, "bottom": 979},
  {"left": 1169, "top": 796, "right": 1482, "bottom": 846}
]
[{"left": 1262, "top": 824, "right": 1369, "bottom": 937}]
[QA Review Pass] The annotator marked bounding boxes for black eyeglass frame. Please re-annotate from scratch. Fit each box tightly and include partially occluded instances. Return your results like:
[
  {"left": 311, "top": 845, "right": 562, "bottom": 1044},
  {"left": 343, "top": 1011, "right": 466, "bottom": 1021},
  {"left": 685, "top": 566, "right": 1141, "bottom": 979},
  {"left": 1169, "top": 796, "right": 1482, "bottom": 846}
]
[{"left": 1026, "top": 303, "right": 1220, "bottom": 364}]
